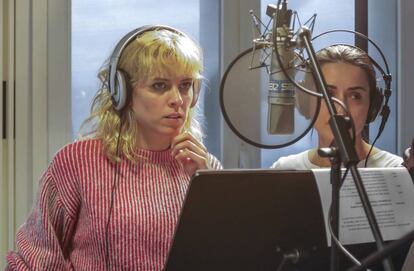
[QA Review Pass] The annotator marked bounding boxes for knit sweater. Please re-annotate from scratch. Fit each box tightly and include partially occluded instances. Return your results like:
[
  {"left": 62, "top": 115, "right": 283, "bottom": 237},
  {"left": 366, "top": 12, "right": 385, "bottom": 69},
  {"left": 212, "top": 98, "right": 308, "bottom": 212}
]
[{"left": 6, "top": 139, "right": 222, "bottom": 270}]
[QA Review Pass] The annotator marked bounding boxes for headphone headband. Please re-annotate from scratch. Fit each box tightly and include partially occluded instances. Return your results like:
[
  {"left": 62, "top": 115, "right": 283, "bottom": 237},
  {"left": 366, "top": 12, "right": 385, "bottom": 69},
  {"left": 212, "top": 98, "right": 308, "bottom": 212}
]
[
  {"left": 324, "top": 43, "right": 390, "bottom": 124},
  {"left": 107, "top": 25, "right": 188, "bottom": 111}
]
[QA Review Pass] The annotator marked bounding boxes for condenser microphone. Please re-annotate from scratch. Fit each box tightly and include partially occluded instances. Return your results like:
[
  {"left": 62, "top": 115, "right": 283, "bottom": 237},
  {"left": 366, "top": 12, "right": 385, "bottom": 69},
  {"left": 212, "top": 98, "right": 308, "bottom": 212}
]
[{"left": 267, "top": 0, "right": 296, "bottom": 134}]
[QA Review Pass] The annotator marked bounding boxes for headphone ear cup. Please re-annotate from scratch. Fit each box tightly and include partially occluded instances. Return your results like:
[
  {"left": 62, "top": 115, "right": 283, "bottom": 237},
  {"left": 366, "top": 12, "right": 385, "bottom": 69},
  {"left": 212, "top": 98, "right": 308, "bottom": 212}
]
[
  {"left": 366, "top": 87, "right": 384, "bottom": 123},
  {"left": 111, "top": 70, "right": 129, "bottom": 112},
  {"left": 108, "top": 25, "right": 190, "bottom": 113}
]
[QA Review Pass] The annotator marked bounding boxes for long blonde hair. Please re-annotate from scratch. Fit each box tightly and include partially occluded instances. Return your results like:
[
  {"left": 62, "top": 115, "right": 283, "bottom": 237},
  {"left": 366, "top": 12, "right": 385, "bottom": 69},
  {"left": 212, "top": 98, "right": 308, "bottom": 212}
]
[{"left": 79, "top": 27, "right": 204, "bottom": 162}]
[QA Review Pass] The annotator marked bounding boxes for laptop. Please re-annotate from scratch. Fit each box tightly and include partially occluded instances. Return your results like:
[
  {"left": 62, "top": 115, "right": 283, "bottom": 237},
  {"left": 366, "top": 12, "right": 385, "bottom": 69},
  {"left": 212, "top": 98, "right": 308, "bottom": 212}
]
[{"left": 164, "top": 169, "right": 326, "bottom": 270}]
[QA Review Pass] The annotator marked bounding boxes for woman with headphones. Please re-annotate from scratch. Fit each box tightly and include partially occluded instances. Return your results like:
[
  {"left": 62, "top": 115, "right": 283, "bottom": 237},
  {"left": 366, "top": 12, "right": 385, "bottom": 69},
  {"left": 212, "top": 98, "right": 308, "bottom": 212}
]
[
  {"left": 271, "top": 44, "right": 403, "bottom": 169},
  {"left": 6, "top": 25, "right": 221, "bottom": 270}
]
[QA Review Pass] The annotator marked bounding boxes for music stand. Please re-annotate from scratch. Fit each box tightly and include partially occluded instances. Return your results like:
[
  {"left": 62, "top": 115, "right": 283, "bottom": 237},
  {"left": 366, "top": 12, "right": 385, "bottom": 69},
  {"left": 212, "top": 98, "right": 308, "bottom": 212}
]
[{"left": 164, "top": 169, "right": 327, "bottom": 271}]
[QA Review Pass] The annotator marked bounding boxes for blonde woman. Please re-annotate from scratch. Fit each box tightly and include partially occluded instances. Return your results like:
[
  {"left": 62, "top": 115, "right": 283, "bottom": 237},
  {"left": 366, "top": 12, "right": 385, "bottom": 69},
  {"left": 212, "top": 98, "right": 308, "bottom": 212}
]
[{"left": 6, "top": 25, "right": 221, "bottom": 270}]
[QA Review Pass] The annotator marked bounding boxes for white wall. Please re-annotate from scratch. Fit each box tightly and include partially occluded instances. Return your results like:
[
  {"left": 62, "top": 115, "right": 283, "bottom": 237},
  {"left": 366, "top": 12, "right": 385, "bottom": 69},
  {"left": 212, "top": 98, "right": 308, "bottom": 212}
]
[{"left": 220, "top": 0, "right": 262, "bottom": 168}]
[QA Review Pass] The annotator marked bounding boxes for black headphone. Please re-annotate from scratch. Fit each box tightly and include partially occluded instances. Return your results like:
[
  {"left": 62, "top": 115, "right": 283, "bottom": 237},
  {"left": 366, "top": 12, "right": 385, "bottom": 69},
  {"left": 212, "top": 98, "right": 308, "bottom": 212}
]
[
  {"left": 107, "top": 24, "right": 200, "bottom": 112},
  {"left": 310, "top": 28, "right": 394, "bottom": 129},
  {"left": 330, "top": 44, "right": 390, "bottom": 124},
  {"left": 330, "top": 44, "right": 390, "bottom": 125},
  {"left": 297, "top": 44, "right": 391, "bottom": 125}
]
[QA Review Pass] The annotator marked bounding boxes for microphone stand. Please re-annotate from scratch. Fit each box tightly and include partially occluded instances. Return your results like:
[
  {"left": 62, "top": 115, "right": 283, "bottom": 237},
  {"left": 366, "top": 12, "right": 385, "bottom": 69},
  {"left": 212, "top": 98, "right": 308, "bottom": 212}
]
[
  {"left": 297, "top": 27, "right": 395, "bottom": 271},
  {"left": 319, "top": 146, "right": 341, "bottom": 271}
]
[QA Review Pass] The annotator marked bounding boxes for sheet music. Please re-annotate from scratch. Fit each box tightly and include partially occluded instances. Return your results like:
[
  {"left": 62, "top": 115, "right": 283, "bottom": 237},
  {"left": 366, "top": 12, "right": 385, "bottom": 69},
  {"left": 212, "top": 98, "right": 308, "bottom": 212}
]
[{"left": 312, "top": 168, "right": 414, "bottom": 246}]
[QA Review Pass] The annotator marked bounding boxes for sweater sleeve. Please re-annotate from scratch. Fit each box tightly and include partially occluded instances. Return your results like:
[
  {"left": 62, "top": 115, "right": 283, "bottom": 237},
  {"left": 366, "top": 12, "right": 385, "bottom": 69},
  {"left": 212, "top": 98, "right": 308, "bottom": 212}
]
[
  {"left": 208, "top": 153, "right": 223, "bottom": 170},
  {"left": 6, "top": 151, "right": 80, "bottom": 270}
]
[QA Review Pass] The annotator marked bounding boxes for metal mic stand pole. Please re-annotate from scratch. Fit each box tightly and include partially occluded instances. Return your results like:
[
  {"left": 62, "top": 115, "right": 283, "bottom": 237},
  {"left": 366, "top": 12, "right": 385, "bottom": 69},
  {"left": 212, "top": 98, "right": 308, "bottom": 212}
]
[
  {"left": 297, "top": 27, "right": 395, "bottom": 271},
  {"left": 330, "top": 152, "right": 341, "bottom": 271},
  {"left": 319, "top": 146, "right": 342, "bottom": 271}
]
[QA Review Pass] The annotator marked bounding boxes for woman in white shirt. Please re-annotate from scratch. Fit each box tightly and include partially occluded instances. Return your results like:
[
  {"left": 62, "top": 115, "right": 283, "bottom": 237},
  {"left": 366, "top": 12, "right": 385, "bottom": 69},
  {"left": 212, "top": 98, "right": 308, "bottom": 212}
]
[{"left": 271, "top": 45, "right": 403, "bottom": 170}]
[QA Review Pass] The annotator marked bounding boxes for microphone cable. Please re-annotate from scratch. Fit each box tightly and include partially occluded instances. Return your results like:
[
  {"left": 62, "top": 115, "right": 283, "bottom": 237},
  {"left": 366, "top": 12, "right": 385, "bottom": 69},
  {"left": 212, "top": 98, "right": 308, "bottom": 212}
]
[
  {"left": 364, "top": 72, "right": 391, "bottom": 168},
  {"left": 105, "top": 120, "right": 123, "bottom": 270},
  {"left": 327, "top": 167, "right": 372, "bottom": 271},
  {"left": 328, "top": 204, "right": 367, "bottom": 268},
  {"left": 364, "top": 103, "right": 390, "bottom": 168}
]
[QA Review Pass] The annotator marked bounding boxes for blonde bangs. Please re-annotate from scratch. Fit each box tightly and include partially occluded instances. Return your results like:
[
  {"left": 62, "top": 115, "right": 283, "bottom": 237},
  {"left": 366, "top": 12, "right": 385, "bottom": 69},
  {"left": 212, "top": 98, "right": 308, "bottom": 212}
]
[{"left": 119, "top": 29, "right": 203, "bottom": 86}]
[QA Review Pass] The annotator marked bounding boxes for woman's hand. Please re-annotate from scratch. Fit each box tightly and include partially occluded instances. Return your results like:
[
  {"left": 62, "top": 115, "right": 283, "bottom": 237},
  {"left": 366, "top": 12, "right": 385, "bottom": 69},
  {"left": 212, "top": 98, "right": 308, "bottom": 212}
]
[{"left": 171, "top": 131, "right": 209, "bottom": 176}]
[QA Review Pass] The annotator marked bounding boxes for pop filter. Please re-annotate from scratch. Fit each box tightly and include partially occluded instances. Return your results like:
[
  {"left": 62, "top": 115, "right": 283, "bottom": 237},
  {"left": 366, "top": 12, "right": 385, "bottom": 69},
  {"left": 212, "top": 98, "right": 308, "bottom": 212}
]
[{"left": 219, "top": 46, "right": 320, "bottom": 149}]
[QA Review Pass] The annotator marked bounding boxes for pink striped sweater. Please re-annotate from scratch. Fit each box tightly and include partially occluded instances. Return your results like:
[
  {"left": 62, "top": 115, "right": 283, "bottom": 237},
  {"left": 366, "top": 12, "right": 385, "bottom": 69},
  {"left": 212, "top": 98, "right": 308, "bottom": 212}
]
[{"left": 6, "top": 139, "right": 222, "bottom": 270}]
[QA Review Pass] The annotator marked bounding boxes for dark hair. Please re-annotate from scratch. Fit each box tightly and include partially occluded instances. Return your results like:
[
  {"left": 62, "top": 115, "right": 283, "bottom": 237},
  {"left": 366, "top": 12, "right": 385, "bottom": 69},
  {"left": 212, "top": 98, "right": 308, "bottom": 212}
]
[{"left": 316, "top": 45, "right": 377, "bottom": 100}]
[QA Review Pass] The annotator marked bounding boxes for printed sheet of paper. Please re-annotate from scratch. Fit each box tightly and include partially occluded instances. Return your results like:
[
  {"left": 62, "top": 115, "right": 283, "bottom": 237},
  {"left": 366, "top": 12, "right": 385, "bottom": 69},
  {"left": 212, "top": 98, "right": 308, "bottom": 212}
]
[{"left": 312, "top": 168, "right": 414, "bottom": 246}]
